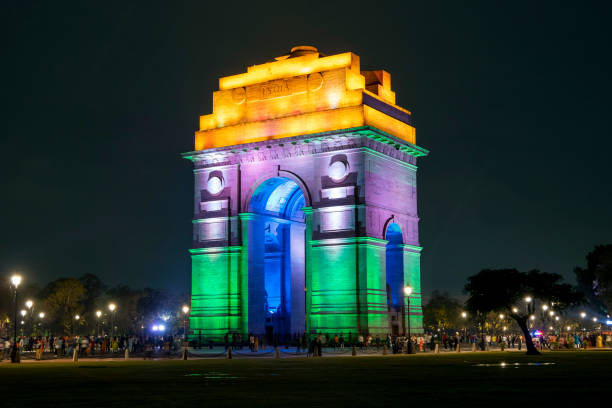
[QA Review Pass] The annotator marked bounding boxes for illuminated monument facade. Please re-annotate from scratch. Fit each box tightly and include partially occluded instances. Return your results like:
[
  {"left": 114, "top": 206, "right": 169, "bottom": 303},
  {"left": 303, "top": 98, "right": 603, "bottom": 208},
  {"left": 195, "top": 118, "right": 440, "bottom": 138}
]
[{"left": 183, "top": 46, "right": 428, "bottom": 341}]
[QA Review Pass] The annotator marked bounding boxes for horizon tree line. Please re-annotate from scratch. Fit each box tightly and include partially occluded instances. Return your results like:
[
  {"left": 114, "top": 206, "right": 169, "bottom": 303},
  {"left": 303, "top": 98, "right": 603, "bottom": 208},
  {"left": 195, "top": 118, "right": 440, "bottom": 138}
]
[{"left": 1, "top": 273, "right": 187, "bottom": 338}]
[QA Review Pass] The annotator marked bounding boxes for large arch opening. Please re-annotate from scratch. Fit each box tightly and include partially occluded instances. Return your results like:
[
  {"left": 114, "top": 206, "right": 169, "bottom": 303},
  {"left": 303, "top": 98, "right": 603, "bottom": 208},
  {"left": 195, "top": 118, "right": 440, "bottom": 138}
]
[
  {"left": 385, "top": 222, "right": 404, "bottom": 335},
  {"left": 248, "top": 177, "right": 306, "bottom": 343}
]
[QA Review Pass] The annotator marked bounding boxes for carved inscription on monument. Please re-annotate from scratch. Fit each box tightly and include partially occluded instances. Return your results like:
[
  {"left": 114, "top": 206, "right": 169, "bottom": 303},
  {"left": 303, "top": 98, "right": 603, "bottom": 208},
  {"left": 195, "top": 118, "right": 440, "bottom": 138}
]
[
  {"left": 246, "top": 75, "right": 310, "bottom": 102},
  {"left": 261, "top": 80, "right": 290, "bottom": 99}
]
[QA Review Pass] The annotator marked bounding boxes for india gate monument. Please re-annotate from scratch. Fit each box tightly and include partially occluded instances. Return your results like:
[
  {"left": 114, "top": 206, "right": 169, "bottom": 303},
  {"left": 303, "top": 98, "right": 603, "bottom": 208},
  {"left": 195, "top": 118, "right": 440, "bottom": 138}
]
[{"left": 183, "top": 46, "right": 428, "bottom": 341}]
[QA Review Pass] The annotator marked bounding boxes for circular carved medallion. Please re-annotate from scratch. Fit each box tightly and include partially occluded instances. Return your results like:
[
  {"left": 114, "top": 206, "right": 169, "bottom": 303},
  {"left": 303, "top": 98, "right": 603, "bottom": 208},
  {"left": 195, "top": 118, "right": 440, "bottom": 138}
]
[
  {"left": 207, "top": 176, "right": 224, "bottom": 195},
  {"left": 329, "top": 160, "right": 348, "bottom": 182},
  {"left": 307, "top": 72, "right": 323, "bottom": 92},
  {"left": 232, "top": 87, "right": 246, "bottom": 104}
]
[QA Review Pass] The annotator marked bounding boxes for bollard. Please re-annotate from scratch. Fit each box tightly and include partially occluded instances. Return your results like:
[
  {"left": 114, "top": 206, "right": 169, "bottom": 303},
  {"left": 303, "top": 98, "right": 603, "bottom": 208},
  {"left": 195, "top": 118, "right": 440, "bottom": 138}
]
[
  {"left": 35, "top": 349, "right": 41, "bottom": 361},
  {"left": 125, "top": 349, "right": 129, "bottom": 360},
  {"left": 434, "top": 344, "right": 439, "bottom": 354},
  {"left": 485, "top": 343, "right": 489, "bottom": 352},
  {"left": 352, "top": 345, "right": 356, "bottom": 356},
  {"left": 383, "top": 344, "right": 387, "bottom": 355},
  {"left": 274, "top": 346, "right": 280, "bottom": 359},
  {"left": 456, "top": 343, "right": 461, "bottom": 353},
  {"left": 471, "top": 343, "right": 476, "bottom": 352},
  {"left": 182, "top": 348, "right": 188, "bottom": 360},
  {"left": 73, "top": 348, "right": 79, "bottom": 363},
  {"left": 226, "top": 348, "right": 232, "bottom": 359}
]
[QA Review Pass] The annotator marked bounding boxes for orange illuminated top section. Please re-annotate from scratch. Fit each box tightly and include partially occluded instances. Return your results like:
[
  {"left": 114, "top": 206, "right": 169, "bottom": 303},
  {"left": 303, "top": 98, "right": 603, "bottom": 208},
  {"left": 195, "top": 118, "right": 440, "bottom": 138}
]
[{"left": 195, "top": 46, "right": 416, "bottom": 151}]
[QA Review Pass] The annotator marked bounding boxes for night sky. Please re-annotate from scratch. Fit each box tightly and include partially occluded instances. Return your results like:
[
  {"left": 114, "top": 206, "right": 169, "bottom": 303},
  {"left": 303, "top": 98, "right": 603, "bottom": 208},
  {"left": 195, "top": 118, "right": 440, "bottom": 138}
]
[{"left": 3, "top": 1, "right": 611, "bottom": 296}]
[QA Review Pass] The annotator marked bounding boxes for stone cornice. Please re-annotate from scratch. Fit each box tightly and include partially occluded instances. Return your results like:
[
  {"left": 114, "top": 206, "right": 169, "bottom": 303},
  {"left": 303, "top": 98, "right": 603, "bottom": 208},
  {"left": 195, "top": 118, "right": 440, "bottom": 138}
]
[{"left": 182, "top": 126, "right": 428, "bottom": 169}]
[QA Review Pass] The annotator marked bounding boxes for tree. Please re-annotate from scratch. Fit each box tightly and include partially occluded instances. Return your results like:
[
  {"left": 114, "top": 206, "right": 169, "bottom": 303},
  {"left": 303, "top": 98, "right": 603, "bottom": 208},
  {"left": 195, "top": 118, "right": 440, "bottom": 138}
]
[
  {"left": 422, "top": 291, "right": 463, "bottom": 331},
  {"left": 574, "top": 244, "right": 612, "bottom": 315},
  {"left": 104, "top": 285, "right": 143, "bottom": 335},
  {"left": 42, "top": 278, "right": 86, "bottom": 335},
  {"left": 464, "top": 269, "right": 583, "bottom": 355},
  {"left": 79, "top": 274, "right": 106, "bottom": 308}
]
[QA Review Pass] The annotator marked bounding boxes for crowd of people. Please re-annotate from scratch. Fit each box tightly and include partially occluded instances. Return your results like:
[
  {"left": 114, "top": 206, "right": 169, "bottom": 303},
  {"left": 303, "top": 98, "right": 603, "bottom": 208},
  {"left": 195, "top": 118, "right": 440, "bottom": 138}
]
[
  {"left": 2, "top": 330, "right": 610, "bottom": 360},
  {"left": 0, "top": 334, "right": 183, "bottom": 360},
  {"left": 211, "top": 330, "right": 612, "bottom": 353}
]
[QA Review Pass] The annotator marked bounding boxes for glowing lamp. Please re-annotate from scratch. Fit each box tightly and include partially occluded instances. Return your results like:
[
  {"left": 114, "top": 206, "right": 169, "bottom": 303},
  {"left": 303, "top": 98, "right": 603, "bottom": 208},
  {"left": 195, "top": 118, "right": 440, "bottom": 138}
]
[
  {"left": 75, "top": 315, "right": 80, "bottom": 320},
  {"left": 39, "top": 312, "right": 45, "bottom": 319},
  {"left": 592, "top": 317, "right": 597, "bottom": 322},
  {"left": 530, "top": 315, "right": 535, "bottom": 320},
  {"left": 26, "top": 300, "right": 33, "bottom": 309},
  {"left": 512, "top": 307, "right": 518, "bottom": 313},
  {"left": 524, "top": 296, "right": 532, "bottom": 303},
  {"left": 403, "top": 286, "right": 412, "bottom": 296},
  {"left": 96, "top": 310, "right": 102, "bottom": 318},
  {"left": 108, "top": 303, "right": 116, "bottom": 312},
  {"left": 159, "top": 324, "right": 166, "bottom": 331},
  {"left": 182, "top": 306, "right": 190, "bottom": 314},
  {"left": 152, "top": 325, "right": 159, "bottom": 331},
  {"left": 499, "top": 314, "right": 505, "bottom": 319},
  {"left": 461, "top": 312, "right": 467, "bottom": 318},
  {"left": 10, "top": 274, "right": 22, "bottom": 288},
  {"left": 580, "top": 312, "right": 586, "bottom": 318}
]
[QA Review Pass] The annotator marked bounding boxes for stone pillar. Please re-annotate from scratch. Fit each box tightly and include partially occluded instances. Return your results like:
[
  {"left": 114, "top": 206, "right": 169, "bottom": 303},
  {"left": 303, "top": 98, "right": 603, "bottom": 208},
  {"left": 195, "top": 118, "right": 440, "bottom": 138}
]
[
  {"left": 303, "top": 207, "right": 313, "bottom": 335},
  {"left": 403, "top": 245, "right": 423, "bottom": 333},
  {"left": 190, "top": 244, "right": 241, "bottom": 341},
  {"left": 239, "top": 213, "right": 266, "bottom": 337}
]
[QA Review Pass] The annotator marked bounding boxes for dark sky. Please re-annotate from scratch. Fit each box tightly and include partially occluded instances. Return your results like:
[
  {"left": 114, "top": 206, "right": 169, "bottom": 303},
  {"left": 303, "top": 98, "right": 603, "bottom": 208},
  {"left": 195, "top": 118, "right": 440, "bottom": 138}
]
[{"left": 3, "top": 1, "right": 611, "bottom": 296}]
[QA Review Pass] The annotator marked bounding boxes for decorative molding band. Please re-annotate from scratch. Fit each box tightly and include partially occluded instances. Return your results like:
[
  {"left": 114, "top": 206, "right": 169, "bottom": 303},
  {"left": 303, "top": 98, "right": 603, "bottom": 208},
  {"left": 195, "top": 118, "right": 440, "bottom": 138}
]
[
  {"left": 189, "top": 246, "right": 242, "bottom": 255},
  {"left": 310, "top": 236, "right": 388, "bottom": 248},
  {"left": 182, "top": 126, "right": 428, "bottom": 169}
]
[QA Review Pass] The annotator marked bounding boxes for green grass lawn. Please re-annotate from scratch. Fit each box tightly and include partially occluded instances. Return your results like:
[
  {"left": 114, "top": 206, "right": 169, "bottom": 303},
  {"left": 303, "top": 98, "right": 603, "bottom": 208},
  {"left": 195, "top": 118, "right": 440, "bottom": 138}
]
[{"left": 1, "top": 351, "right": 610, "bottom": 407}]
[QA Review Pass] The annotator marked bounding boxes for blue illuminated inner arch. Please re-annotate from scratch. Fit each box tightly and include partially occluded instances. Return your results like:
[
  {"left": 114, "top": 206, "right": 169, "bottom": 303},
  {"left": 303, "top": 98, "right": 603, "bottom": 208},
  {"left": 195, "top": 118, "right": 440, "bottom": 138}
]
[
  {"left": 248, "top": 177, "right": 306, "bottom": 339},
  {"left": 249, "top": 177, "right": 305, "bottom": 221},
  {"left": 385, "top": 223, "right": 404, "bottom": 313},
  {"left": 386, "top": 223, "right": 403, "bottom": 245}
]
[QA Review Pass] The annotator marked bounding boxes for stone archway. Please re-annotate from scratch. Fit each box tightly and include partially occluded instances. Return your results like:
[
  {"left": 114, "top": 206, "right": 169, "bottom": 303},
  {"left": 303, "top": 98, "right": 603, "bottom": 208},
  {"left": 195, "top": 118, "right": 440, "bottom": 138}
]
[{"left": 246, "top": 177, "right": 307, "bottom": 342}]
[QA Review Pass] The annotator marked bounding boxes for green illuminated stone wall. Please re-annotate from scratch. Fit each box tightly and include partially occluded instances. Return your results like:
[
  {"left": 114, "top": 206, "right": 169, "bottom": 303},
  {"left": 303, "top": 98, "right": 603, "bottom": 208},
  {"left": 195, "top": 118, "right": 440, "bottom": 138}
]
[
  {"left": 309, "top": 239, "right": 360, "bottom": 334},
  {"left": 190, "top": 246, "right": 241, "bottom": 340},
  {"left": 404, "top": 246, "right": 423, "bottom": 333}
]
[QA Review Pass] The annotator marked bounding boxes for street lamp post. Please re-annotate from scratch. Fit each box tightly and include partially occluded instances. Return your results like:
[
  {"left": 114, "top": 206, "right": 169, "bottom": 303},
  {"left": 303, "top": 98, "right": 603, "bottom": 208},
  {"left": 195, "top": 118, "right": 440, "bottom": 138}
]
[
  {"left": 108, "top": 303, "right": 116, "bottom": 338},
  {"left": 96, "top": 310, "right": 102, "bottom": 336},
  {"left": 182, "top": 306, "right": 190, "bottom": 341},
  {"left": 25, "top": 300, "right": 33, "bottom": 337},
  {"left": 20, "top": 310, "right": 26, "bottom": 338},
  {"left": 38, "top": 312, "right": 45, "bottom": 337},
  {"left": 404, "top": 286, "right": 413, "bottom": 354},
  {"left": 10, "top": 274, "right": 22, "bottom": 363},
  {"left": 461, "top": 312, "right": 467, "bottom": 343},
  {"left": 73, "top": 315, "right": 80, "bottom": 336}
]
